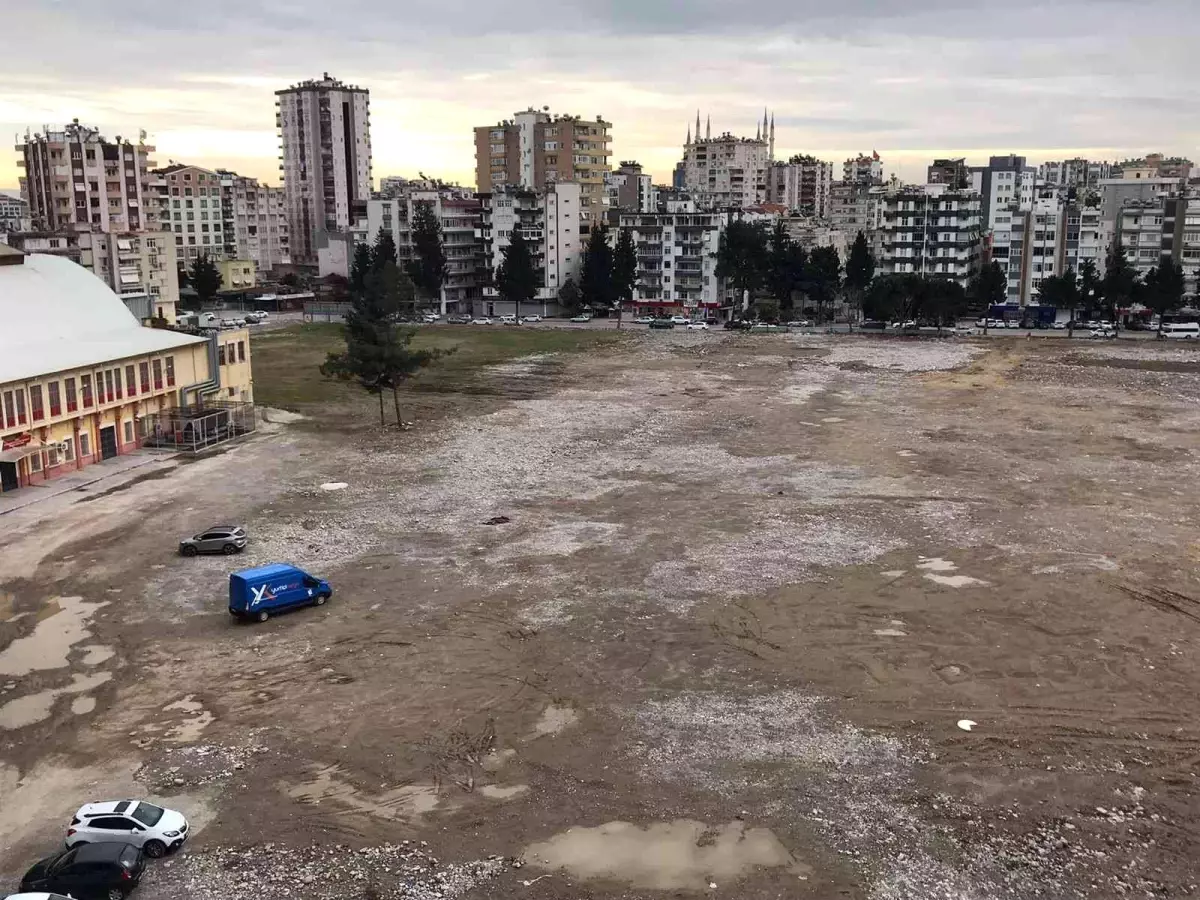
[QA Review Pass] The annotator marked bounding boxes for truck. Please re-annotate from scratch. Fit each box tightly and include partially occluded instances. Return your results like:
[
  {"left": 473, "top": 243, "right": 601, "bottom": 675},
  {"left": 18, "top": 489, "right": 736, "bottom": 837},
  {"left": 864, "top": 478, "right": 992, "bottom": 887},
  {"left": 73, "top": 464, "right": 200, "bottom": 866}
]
[{"left": 229, "top": 563, "right": 332, "bottom": 622}]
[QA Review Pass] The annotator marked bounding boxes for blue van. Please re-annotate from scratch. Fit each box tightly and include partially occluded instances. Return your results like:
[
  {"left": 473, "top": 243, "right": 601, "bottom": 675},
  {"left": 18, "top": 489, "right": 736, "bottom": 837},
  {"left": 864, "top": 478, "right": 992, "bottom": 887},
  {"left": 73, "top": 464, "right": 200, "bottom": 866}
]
[{"left": 229, "top": 563, "right": 332, "bottom": 622}]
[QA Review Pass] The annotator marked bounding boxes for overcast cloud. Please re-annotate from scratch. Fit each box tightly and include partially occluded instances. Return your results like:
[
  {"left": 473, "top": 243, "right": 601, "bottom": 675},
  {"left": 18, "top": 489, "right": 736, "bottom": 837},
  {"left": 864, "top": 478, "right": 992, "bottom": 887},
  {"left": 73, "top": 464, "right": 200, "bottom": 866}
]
[{"left": 3, "top": 0, "right": 1197, "bottom": 190}]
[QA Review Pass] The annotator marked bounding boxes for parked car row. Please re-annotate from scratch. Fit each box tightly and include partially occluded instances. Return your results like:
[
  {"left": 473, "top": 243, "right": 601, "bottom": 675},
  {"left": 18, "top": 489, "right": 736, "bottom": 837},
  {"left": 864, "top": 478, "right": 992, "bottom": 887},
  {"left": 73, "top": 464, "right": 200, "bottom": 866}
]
[{"left": 8, "top": 800, "right": 190, "bottom": 900}]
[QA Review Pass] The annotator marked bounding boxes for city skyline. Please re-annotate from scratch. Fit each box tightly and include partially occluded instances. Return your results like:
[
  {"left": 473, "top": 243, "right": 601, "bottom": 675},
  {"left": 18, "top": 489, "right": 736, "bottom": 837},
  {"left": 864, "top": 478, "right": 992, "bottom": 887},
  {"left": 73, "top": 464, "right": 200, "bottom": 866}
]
[{"left": 4, "top": 0, "right": 1198, "bottom": 192}]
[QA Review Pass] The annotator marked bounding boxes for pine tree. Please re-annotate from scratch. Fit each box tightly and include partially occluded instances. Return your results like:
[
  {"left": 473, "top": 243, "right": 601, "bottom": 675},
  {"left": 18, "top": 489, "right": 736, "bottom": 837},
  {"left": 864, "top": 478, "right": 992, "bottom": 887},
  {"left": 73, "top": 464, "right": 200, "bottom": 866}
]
[
  {"left": 715, "top": 220, "right": 768, "bottom": 316},
  {"left": 495, "top": 230, "right": 538, "bottom": 323},
  {"left": 350, "top": 242, "right": 373, "bottom": 297},
  {"left": 966, "top": 262, "right": 1006, "bottom": 334},
  {"left": 372, "top": 231, "right": 398, "bottom": 272},
  {"left": 1101, "top": 237, "right": 1137, "bottom": 332},
  {"left": 805, "top": 246, "right": 842, "bottom": 324},
  {"left": 1036, "top": 269, "right": 1080, "bottom": 335},
  {"left": 611, "top": 228, "right": 638, "bottom": 327},
  {"left": 844, "top": 231, "right": 875, "bottom": 328},
  {"left": 1142, "top": 257, "right": 1185, "bottom": 333},
  {"left": 558, "top": 277, "right": 582, "bottom": 314},
  {"left": 189, "top": 253, "right": 222, "bottom": 305},
  {"left": 406, "top": 200, "right": 448, "bottom": 311},
  {"left": 580, "top": 224, "right": 613, "bottom": 313}
]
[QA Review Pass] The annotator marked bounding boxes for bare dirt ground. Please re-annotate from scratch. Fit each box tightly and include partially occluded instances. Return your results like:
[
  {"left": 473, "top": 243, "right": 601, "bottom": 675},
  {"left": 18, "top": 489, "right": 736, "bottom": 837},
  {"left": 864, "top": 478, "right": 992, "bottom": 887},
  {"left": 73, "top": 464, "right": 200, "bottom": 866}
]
[{"left": 4, "top": 331, "right": 1200, "bottom": 900}]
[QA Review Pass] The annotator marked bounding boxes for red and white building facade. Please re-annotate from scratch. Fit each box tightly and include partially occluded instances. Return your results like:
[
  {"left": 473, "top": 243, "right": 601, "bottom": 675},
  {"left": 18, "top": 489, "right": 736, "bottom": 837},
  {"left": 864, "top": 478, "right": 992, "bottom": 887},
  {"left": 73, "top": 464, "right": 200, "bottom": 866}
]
[{"left": 619, "top": 207, "right": 726, "bottom": 316}]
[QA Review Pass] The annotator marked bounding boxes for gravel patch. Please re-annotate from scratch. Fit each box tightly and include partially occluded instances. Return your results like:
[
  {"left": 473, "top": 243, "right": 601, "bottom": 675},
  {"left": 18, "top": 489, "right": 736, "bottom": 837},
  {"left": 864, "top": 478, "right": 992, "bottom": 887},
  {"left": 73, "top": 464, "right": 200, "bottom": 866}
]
[
  {"left": 144, "top": 843, "right": 508, "bottom": 900},
  {"left": 820, "top": 343, "right": 984, "bottom": 372}
]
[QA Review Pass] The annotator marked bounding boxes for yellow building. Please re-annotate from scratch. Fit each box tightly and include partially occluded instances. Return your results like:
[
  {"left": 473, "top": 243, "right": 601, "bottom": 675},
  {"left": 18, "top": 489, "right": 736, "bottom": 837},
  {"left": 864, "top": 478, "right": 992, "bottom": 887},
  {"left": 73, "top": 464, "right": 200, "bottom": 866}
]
[
  {"left": 218, "top": 258, "right": 256, "bottom": 290},
  {"left": 0, "top": 248, "right": 253, "bottom": 493}
]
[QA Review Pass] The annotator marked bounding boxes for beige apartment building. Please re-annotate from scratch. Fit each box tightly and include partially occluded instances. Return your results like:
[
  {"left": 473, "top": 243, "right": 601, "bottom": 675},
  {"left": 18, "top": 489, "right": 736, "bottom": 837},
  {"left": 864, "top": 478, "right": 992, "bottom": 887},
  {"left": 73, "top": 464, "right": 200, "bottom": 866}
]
[
  {"left": 218, "top": 170, "right": 290, "bottom": 273},
  {"left": 16, "top": 120, "right": 156, "bottom": 233},
  {"left": 150, "top": 164, "right": 227, "bottom": 265},
  {"left": 473, "top": 108, "right": 612, "bottom": 230}
]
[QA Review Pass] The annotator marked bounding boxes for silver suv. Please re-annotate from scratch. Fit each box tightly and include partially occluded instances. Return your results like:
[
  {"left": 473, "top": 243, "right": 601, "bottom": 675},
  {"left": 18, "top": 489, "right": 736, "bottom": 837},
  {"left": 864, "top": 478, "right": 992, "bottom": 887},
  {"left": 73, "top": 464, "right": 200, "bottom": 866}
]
[{"left": 179, "top": 525, "right": 247, "bottom": 556}]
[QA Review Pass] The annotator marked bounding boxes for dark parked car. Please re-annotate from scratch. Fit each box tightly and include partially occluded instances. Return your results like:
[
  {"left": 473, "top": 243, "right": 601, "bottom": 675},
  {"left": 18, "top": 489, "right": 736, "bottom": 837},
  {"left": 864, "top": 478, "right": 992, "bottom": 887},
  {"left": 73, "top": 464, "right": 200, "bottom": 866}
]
[
  {"left": 723, "top": 319, "right": 752, "bottom": 330},
  {"left": 179, "top": 524, "right": 247, "bottom": 556},
  {"left": 648, "top": 318, "right": 675, "bottom": 329},
  {"left": 20, "top": 842, "right": 146, "bottom": 900}
]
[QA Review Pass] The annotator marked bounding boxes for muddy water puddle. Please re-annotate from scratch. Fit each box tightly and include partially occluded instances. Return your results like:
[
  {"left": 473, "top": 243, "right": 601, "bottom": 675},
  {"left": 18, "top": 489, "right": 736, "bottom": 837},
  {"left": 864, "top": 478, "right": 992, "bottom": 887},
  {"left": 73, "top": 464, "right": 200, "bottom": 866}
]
[
  {"left": 523, "top": 819, "right": 809, "bottom": 890},
  {"left": 0, "top": 596, "right": 109, "bottom": 676},
  {"left": 0, "top": 671, "right": 112, "bottom": 729}
]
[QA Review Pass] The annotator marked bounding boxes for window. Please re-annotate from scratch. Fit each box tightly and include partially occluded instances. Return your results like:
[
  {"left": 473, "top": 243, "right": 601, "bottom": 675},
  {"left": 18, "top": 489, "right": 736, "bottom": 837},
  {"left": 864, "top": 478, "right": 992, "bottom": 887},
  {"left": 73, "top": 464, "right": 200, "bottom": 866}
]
[
  {"left": 15, "top": 390, "right": 26, "bottom": 424},
  {"left": 65, "top": 377, "right": 77, "bottom": 412},
  {"left": 114, "top": 368, "right": 123, "bottom": 400},
  {"left": 152, "top": 359, "right": 163, "bottom": 389},
  {"left": 30, "top": 452, "right": 41, "bottom": 473},
  {"left": 1, "top": 390, "right": 12, "bottom": 428},
  {"left": 165, "top": 357, "right": 175, "bottom": 387},
  {"left": 104, "top": 370, "right": 115, "bottom": 403},
  {"left": 29, "top": 385, "right": 44, "bottom": 421},
  {"left": 48, "top": 381, "right": 61, "bottom": 417},
  {"left": 79, "top": 431, "right": 90, "bottom": 459},
  {"left": 139, "top": 362, "right": 150, "bottom": 392},
  {"left": 124, "top": 420, "right": 134, "bottom": 444},
  {"left": 81, "top": 374, "right": 93, "bottom": 407},
  {"left": 125, "top": 365, "right": 136, "bottom": 397},
  {"left": 237, "top": 341, "right": 245, "bottom": 362},
  {"left": 62, "top": 437, "right": 73, "bottom": 461},
  {"left": 218, "top": 345, "right": 226, "bottom": 366}
]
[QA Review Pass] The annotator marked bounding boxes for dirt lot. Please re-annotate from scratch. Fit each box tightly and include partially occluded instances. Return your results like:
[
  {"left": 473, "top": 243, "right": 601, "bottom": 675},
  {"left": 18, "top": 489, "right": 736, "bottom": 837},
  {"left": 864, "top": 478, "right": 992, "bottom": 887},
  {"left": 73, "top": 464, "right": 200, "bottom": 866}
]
[{"left": 3, "top": 327, "right": 1200, "bottom": 900}]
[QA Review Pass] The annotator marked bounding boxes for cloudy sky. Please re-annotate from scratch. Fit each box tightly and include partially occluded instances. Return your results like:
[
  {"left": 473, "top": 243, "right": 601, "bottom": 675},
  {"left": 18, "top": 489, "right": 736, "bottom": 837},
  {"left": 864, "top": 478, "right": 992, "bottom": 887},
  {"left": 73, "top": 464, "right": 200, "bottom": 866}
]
[{"left": 3, "top": 0, "right": 1197, "bottom": 192}]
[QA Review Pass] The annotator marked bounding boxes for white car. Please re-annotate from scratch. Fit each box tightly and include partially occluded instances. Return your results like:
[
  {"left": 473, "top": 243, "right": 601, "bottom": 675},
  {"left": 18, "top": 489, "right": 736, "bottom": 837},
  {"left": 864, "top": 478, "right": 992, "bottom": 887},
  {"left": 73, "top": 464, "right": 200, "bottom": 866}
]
[
  {"left": 521, "top": 315, "right": 543, "bottom": 323},
  {"left": 1090, "top": 326, "right": 1116, "bottom": 339},
  {"left": 4, "top": 894, "right": 75, "bottom": 900},
  {"left": 499, "top": 314, "right": 518, "bottom": 325},
  {"left": 1051, "top": 321, "right": 1067, "bottom": 329},
  {"left": 569, "top": 314, "right": 592, "bottom": 323},
  {"left": 669, "top": 315, "right": 689, "bottom": 325},
  {"left": 685, "top": 321, "right": 709, "bottom": 330},
  {"left": 253, "top": 310, "right": 270, "bottom": 320},
  {"left": 67, "top": 800, "right": 189, "bottom": 858},
  {"left": 1004, "top": 320, "right": 1021, "bottom": 329},
  {"left": 470, "top": 317, "right": 492, "bottom": 325},
  {"left": 632, "top": 316, "right": 654, "bottom": 324}
]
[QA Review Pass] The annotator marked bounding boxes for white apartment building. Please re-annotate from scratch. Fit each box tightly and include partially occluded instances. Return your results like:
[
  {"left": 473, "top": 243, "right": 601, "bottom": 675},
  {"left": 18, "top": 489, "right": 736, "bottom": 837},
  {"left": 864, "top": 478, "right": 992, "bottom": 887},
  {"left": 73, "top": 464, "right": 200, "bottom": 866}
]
[
  {"left": 1064, "top": 203, "right": 1106, "bottom": 275},
  {"left": 780, "top": 217, "right": 852, "bottom": 262},
  {"left": 218, "top": 171, "right": 290, "bottom": 272},
  {"left": 0, "top": 193, "right": 31, "bottom": 233},
  {"left": 277, "top": 74, "right": 372, "bottom": 263},
  {"left": 682, "top": 115, "right": 772, "bottom": 209},
  {"left": 478, "top": 181, "right": 583, "bottom": 315},
  {"left": 605, "top": 162, "right": 656, "bottom": 213},
  {"left": 366, "top": 185, "right": 483, "bottom": 314},
  {"left": 619, "top": 202, "right": 725, "bottom": 313},
  {"left": 878, "top": 185, "right": 982, "bottom": 286},
  {"left": 16, "top": 121, "right": 155, "bottom": 233},
  {"left": 769, "top": 156, "right": 833, "bottom": 218},
  {"left": 991, "top": 197, "right": 1066, "bottom": 305},
  {"left": 150, "top": 165, "right": 226, "bottom": 265},
  {"left": 1040, "top": 158, "right": 1112, "bottom": 189},
  {"left": 843, "top": 152, "right": 882, "bottom": 186}
]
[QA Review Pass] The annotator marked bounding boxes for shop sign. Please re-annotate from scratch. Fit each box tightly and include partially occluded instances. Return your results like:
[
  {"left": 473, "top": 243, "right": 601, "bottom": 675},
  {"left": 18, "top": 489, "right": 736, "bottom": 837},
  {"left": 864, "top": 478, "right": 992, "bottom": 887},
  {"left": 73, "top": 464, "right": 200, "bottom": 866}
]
[{"left": 1, "top": 432, "right": 31, "bottom": 451}]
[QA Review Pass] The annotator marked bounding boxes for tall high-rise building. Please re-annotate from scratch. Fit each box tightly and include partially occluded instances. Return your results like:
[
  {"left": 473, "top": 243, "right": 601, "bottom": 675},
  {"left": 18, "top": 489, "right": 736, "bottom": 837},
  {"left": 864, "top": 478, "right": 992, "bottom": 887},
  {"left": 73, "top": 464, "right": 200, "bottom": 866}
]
[
  {"left": 16, "top": 120, "right": 155, "bottom": 233},
  {"left": 769, "top": 155, "right": 833, "bottom": 217},
  {"left": 276, "top": 74, "right": 372, "bottom": 263},
  {"left": 473, "top": 108, "right": 612, "bottom": 230}
]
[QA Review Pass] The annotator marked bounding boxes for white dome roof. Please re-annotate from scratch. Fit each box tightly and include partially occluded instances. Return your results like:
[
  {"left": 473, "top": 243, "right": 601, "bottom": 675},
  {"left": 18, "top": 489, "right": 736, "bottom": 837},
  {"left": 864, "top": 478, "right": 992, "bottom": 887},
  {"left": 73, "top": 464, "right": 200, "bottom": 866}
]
[{"left": 0, "top": 253, "right": 205, "bottom": 385}]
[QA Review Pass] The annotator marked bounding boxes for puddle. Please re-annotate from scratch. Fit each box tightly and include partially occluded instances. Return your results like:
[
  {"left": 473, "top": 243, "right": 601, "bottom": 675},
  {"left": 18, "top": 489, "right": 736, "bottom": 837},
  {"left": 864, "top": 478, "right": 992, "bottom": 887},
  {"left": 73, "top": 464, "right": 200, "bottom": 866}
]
[
  {"left": 79, "top": 645, "right": 115, "bottom": 666},
  {"left": 0, "top": 596, "right": 109, "bottom": 676},
  {"left": 915, "top": 557, "right": 957, "bottom": 572},
  {"left": 164, "top": 694, "right": 205, "bottom": 714},
  {"left": 71, "top": 696, "right": 97, "bottom": 715},
  {"left": 285, "top": 765, "right": 442, "bottom": 819},
  {"left": 533, "top": 704, "right": 579, "bottom": 737},
  {"left": 0, "top": 672, "right": 113, "bottom": 729},
  {"left": 523, "top": 820, "right": 809, "bottom": 890},
  {"left": 162, "top": 694, "right": 215, "bottom": 743},
  {"left": 480, "top": 784, "right": 529, "bottom": 800},
  {"left": 924, "top": 574, "right": 990, "bottom": 588}
]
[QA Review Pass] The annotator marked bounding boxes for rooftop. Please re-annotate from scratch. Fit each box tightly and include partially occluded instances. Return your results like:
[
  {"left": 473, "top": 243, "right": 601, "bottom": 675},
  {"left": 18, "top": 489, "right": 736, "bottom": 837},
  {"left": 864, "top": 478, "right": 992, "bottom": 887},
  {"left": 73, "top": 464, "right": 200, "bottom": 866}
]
[{"left": 0, "top": 253, "right": 205, "bottom": 386}]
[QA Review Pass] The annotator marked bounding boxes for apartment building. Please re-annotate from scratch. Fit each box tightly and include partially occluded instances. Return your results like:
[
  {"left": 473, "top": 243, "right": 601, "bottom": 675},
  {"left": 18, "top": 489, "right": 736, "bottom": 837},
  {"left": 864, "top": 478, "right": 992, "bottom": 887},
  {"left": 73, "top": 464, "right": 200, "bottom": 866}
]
[
  {"left": 1039, "top": 158, "right": 1112, "bottom": 190},
  {"left": 769, "top": 155, "right": 833, "bottom": 218},
  {"left": 878, "top": 185, "right": 982, "bottom": 285},
  {"left": 218, "top": 259, "right": 256, "bottom": 291},
  {"left": 991, "top": 196, "right": 1067, "bottom": 305},
  {"left": 473, "top": 109, "right": 611, "bottom": 230},
  {"left": 1116, "top": 154, "right": 1193, "bottom": 181},
  {"left": 927, "top": 158, "right": 971, "bottom": 188},
  {"left": 365, "top": 185, "right": 484, "bottom": 314},
  {"left": 681, "top": 114, "right": 772, "bottom": 210},
  {"left": 218, "top": 171, "right": 290, "bottom": 272},
  {"left": 150, "top": 164, "right": 226, "bottom": 265},
  {"left": 277, "top": 74, "right": 372, "bottom": 263},
  {"left": 605, "top": 161, "right": 656, "bottom": 214},
  {"left": 0, "top": 193, "right": 30, "bottom": 233},
  {"left": 477, "top": 182, "right": 583, "bottom": 316},
  {"left": 1063, "top": 202, "right": 1106, "bottom": 275},
  {"left": 0, "top": 248, "right": 252, "bottom": 493},
  {"left": 843, "top": 152, "right": 883, "bottom": 186},
  {"left": 16, "top": 120, "right": 155, "bottom": 233},
  {"left": 618, "top": 202, "right": 725, "bottom": 314},
  {"left": 972, "top": 155, "right": 1038, "bottom": 230},
  {"left": 779, "top": 216, "right": 851, "bottom": 261},
  {"left": 1113, "top": 196, "right": 1192, "bottom": 279}
]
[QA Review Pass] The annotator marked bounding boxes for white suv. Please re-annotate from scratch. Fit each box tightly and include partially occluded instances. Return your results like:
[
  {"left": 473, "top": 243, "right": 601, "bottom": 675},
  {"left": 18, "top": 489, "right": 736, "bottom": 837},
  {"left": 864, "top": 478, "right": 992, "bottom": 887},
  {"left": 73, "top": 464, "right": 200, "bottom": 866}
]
[{"left": 67, "top": 800, "right": 189, "bottom": 858}]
